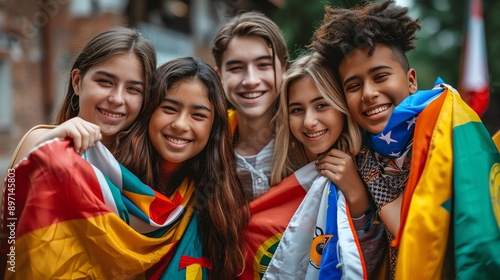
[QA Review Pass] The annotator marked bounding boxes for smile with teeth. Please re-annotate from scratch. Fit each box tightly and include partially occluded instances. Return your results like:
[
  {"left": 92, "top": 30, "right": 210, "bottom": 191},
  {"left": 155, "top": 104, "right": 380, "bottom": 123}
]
[
  {"left": 241, "top": 92, "right": 264, "bottom": 99},
  {"left": 166, "top": 136, "right": 190, "bottom": 145},
  {"left": 305, "top": 130, "right": 327, "bottom": 138},
  {"left": 98, "top": 108, "right": 124, "bottom": 118},
  {"left": 365, "top": 105, "right": 390, "bottom": 116}
]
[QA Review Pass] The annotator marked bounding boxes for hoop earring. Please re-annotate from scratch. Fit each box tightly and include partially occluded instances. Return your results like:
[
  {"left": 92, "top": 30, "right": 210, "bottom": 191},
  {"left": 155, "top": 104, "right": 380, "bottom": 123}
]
[{"left": 70, "top": 93, "right": 79, "bottom": 111}]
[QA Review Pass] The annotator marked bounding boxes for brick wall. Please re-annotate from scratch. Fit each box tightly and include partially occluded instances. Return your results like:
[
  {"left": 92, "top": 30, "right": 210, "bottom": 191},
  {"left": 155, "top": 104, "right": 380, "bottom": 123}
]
[{"left": 0, "top": 0, "right": 127, "bottom": 176}]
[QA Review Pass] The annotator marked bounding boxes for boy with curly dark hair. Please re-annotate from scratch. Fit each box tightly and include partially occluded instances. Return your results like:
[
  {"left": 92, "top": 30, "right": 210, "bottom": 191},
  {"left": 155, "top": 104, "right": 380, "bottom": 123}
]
[
  {"left": 312, "top": 0, "right": 417, "bottom": 227},
  {"left": 311, "top": 0, "right": 500, "bottom": 279}
]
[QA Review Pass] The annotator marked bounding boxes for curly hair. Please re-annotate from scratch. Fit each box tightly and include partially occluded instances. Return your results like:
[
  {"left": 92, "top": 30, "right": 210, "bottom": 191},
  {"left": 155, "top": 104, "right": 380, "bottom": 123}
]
[{"left": 310, "top": 0, "right": 420, "bottom": 74}]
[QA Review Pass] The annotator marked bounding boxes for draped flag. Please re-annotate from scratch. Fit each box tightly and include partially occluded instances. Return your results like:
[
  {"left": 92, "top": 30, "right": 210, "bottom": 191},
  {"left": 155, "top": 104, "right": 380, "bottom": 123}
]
[
  {"left": 240, "top": 162, "right": 318, "bottom": 280},
  {"left": 0, "top": 139, "right": 208, "bottom": 279},
  {"left": 262, "top": 174, "right": 366, "bottom": 280},
  {"left": 458, "top": 0, "right": 490, "bottom": 116},
  {"left": 394, "top": 84, "right": 500, "bottom": 278}
]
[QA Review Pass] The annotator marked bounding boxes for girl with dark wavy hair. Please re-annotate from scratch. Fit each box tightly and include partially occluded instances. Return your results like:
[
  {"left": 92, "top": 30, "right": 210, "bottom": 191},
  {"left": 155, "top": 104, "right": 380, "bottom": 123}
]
[{"left": 116, "top": 57, "right": 250, "bottom": 279}]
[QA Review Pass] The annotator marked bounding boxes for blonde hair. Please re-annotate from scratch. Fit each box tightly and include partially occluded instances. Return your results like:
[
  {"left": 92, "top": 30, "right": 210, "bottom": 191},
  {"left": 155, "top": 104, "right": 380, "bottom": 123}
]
[{"left": 270, "top": 52, "right": 362, "bottom": 185}]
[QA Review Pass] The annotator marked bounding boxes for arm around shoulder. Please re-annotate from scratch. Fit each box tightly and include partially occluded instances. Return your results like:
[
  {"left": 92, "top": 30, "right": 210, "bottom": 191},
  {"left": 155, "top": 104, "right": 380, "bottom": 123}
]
[{"left": 8, "top": 125, "right": 56, "bottom": 169}]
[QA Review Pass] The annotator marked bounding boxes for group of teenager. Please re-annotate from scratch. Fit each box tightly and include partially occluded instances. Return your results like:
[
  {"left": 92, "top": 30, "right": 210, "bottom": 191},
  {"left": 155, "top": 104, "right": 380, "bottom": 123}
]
[{"left": 2, "top": 0, "right": 499, "bottom": 279}]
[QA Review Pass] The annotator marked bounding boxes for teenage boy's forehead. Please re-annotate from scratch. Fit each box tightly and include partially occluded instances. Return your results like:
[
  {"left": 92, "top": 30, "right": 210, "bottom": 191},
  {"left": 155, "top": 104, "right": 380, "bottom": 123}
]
[
  {"left": 224, "top": 55, "right": 273, "bottom": 66},
  {"left": 339, "top": 45, "right": 398, "bottom": 69}
]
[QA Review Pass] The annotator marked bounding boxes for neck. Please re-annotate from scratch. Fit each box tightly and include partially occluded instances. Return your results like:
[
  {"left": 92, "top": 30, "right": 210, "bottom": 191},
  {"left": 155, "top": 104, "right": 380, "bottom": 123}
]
[
  {"left": 101, "top": 135, "right": 114, "bottom": 151},
  {"left": 160, "top": 159, "right": 182, "bottom": 186},
  {"left": 235, "top": 111, "right": 273, "bottom": 156},
  {"left": 306, "top": 150, "right": 318, "bottom": 163}
]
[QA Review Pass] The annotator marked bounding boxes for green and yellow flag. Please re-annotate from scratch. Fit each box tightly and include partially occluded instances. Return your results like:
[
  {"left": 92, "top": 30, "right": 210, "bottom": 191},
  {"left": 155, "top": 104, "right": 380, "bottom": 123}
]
[{"left": 395, "top": 84, "right": 500, "bottom": 278}]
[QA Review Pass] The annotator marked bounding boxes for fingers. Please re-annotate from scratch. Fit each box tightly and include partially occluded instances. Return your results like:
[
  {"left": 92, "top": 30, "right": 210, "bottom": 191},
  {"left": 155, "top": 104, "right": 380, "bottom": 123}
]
[
  {"left": 59, "top": 117, "right": 102, "bottom": 154},
  {"left": 316, "top": 149, "right": 352, "bottom": 169},
  {"left": 72, "top": 120, "right": 101, "bottom": 154},
  {"left": 316, "top": 148, "right": 357, "bottom": 184}
]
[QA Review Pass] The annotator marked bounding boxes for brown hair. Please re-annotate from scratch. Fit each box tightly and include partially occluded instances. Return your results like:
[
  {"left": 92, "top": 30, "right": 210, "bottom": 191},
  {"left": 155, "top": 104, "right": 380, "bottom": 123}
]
[
  {"left": 55, "top": 26, "right": 157, "bottom": 151},
  {"left": 115, "top": 57, "right": 250, "bottom": 279},
  {"left": 310, "top": 0, "right": 420, "bottom": 77}
]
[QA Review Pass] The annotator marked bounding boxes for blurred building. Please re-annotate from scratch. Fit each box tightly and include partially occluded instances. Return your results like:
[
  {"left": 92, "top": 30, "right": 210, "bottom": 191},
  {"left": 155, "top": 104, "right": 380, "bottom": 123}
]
[{"left": 0, "top": 0, "right": 282, "bottom": 176}]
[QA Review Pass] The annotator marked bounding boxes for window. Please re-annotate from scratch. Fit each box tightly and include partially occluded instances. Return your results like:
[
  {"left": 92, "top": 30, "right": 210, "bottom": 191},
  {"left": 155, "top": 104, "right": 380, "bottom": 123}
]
[{"left": 0, "top": 57, "right": 12, "bottom": 129}]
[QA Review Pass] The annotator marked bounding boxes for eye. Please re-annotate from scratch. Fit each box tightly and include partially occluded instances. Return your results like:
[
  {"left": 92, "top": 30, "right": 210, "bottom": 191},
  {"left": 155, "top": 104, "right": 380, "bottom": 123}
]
[
  {"left": 227, "top": 65, "right": 243, "bottom": 72},
  {"left": 192, "top": 112, "right": 208, "bottom": 120},
  {"left": 316, "top": 103, "right": 330, "bottom": 110},
  {"left": 161, "top": 106, "right": 177, "bottom": 113},
  {"left": 289, "top": 107, "right": 303, "bottom": 114},
  {"left": 345, "top": 82, "right": 360, "bottom": 92},
  {"left": 374, "top": 73, "right": 389, "bottom": 81},
  {"left": 97, "top": 79, "right": 113, "bottom": 86},
  {"left": 258, "top": 62, "right": 273, "bottom": 69},
  {"left": 128, "top": 86, "right": 143, "bottom": 95}
]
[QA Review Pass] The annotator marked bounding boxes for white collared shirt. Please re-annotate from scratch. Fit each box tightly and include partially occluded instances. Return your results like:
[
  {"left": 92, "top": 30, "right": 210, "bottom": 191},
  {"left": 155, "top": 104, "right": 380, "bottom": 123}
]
[{"left": 235, "top": 139, "right": 274, "bottom": 201}]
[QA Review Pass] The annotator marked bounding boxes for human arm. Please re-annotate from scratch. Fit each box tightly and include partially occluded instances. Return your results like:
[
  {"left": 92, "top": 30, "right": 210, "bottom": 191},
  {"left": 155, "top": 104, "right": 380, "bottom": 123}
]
[
  {"left": 316, "top": 149, "right": 369, "bottom": 218},
  {"left": 10, "top": 117, "right": 102, "bottom": 167},
  {"left": 355, "top": 145, "right": 408, "bottom": 238},
  {"left": 378, "top": 195, "right": 401, "bottom": 237}
]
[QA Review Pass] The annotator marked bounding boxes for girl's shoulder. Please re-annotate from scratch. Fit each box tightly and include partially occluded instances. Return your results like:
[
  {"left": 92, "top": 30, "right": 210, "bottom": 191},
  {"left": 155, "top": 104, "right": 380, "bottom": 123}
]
[{"left": 8, "top": 124, "right": 57, "bottom": 169}]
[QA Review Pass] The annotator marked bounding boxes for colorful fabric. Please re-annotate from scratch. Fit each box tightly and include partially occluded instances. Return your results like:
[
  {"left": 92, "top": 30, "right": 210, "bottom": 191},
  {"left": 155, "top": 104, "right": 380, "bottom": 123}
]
[
  {"left": 394, "top": 83, "right": 500, "bottom": 278},
  {"left": 318, "top": 182, "right": 342, "bottom": 279},
  {"left": 368, "top": 86, "right": 443, "bottom": 158},
  {"left": 357, "top": 144, "right": 411, "bottom": 209},
  {"left": 262, "top": 165, "right": 366, "bottom": 280},
  {"left": 0, "top": 139, "right": 206, "bottom": 279},
  {"left": 228, "top": 108, "right": 238, "bottom": 137},
  {"left": 240, "top": 162, "right": 318, "bottom": 280}
]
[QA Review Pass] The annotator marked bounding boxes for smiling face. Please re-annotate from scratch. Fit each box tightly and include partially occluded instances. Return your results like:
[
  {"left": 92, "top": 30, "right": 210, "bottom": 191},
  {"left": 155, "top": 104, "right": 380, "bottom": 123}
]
[
  {"left": 218, "top": 35, "right": 284, "bottom": 121},
  {"left": 339, "top": 44, "right": 417, "bottom": 134},
  {"left": 288, "top": 77, "right": 345, "bottom": 161},
  {"left": 73, "top": 52, "right": 144, "bottom": 144},
  {"left": 148, "top": 80, "right": 214, "bottom": 165}
]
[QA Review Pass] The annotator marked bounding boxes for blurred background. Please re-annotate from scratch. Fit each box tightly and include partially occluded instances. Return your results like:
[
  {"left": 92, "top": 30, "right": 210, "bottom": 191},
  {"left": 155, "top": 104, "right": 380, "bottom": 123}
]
[{"left": 0, "top": 0, "right": 498, "bottom": 176}]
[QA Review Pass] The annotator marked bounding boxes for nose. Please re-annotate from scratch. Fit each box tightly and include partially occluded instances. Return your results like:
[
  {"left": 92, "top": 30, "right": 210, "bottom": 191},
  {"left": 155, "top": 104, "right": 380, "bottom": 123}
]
[
  {"left": 171, "top": 113, "right": 189, "bottom": 131},
  {"left": 241, "top": 67, "right": 261, "bottom": 88},
  {"left": 303, "top": 110, "right": 318, "bottom": 129},
  {"left": 361, "top": 82, "right": 379, "bottom": 102},
  {"left": 108, "top": 87, "right": 125, "bottom": 105}
]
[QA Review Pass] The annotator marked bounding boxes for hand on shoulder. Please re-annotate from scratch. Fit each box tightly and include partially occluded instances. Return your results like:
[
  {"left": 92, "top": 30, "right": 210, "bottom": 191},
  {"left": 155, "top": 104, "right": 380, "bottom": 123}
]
[
  {"left": 10, "top": 117, "right": 102, "bottom": 168},
  {"left": 40, "top": 117, "right": 102, "bottom": 154}
]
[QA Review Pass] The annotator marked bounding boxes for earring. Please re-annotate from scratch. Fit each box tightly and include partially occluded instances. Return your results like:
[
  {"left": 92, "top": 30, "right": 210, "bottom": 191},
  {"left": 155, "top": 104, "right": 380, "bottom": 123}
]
[{"left": 70, "top": 93, "right": 79, "bottom": 111}]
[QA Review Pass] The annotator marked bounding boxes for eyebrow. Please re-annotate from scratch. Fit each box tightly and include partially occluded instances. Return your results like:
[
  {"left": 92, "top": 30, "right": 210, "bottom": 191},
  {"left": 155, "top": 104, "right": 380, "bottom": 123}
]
[
  {"left": 224, "top": 55, "right": 273, "bottom": 68},
  {"left": 94, "top": 70, "right": 144, "bottom": 86},
  {"left": 342, "top": 65, "right": 392, "bottom": 88},
  {"left": 163, "top": 97, "right": 212, "bottom": 112},
  {"left": 288, "top": 96, "right": 324, "bottom": 108}
]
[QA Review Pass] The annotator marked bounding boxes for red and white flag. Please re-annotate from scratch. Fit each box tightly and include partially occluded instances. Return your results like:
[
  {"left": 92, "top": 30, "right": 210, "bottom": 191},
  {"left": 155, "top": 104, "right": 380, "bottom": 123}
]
[{"left": 458, "top": 0, "right": 490, "bottom": 116}]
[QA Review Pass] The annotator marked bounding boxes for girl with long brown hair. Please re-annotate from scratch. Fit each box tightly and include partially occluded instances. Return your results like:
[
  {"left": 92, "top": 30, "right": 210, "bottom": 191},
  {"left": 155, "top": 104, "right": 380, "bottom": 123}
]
[
  {"left": 115, "top": 57, "right": 250, "bottom": 279},
  {"left": 8, "top": 26, "right": 156, "bottom": 166}
]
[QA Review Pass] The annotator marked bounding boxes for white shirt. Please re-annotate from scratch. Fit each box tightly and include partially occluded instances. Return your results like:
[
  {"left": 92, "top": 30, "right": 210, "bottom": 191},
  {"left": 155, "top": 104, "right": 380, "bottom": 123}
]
[{"left": 235, "top": 139, "right": 274, "bottom": 201}]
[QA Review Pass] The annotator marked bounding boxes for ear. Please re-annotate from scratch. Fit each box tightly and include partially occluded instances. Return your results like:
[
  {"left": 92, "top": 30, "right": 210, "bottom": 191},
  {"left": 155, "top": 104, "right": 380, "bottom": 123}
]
[
  {"left": 214, "top": 66, "right": 223, "bottom": 81},
  {"left": 71, "top": 69, "right": 81, "bottom": 96},
  {"left": 281, "top": 62, "right": 287, "bottom": 74},
  {"left": 407, "top": 68, "right": 418, "bottom": 94}
]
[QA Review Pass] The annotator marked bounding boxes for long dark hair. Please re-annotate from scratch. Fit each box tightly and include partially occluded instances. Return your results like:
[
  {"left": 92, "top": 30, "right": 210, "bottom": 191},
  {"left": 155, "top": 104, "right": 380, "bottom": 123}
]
[{"left": 116, "top": 57, "right": 250, "bottom": 279}]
